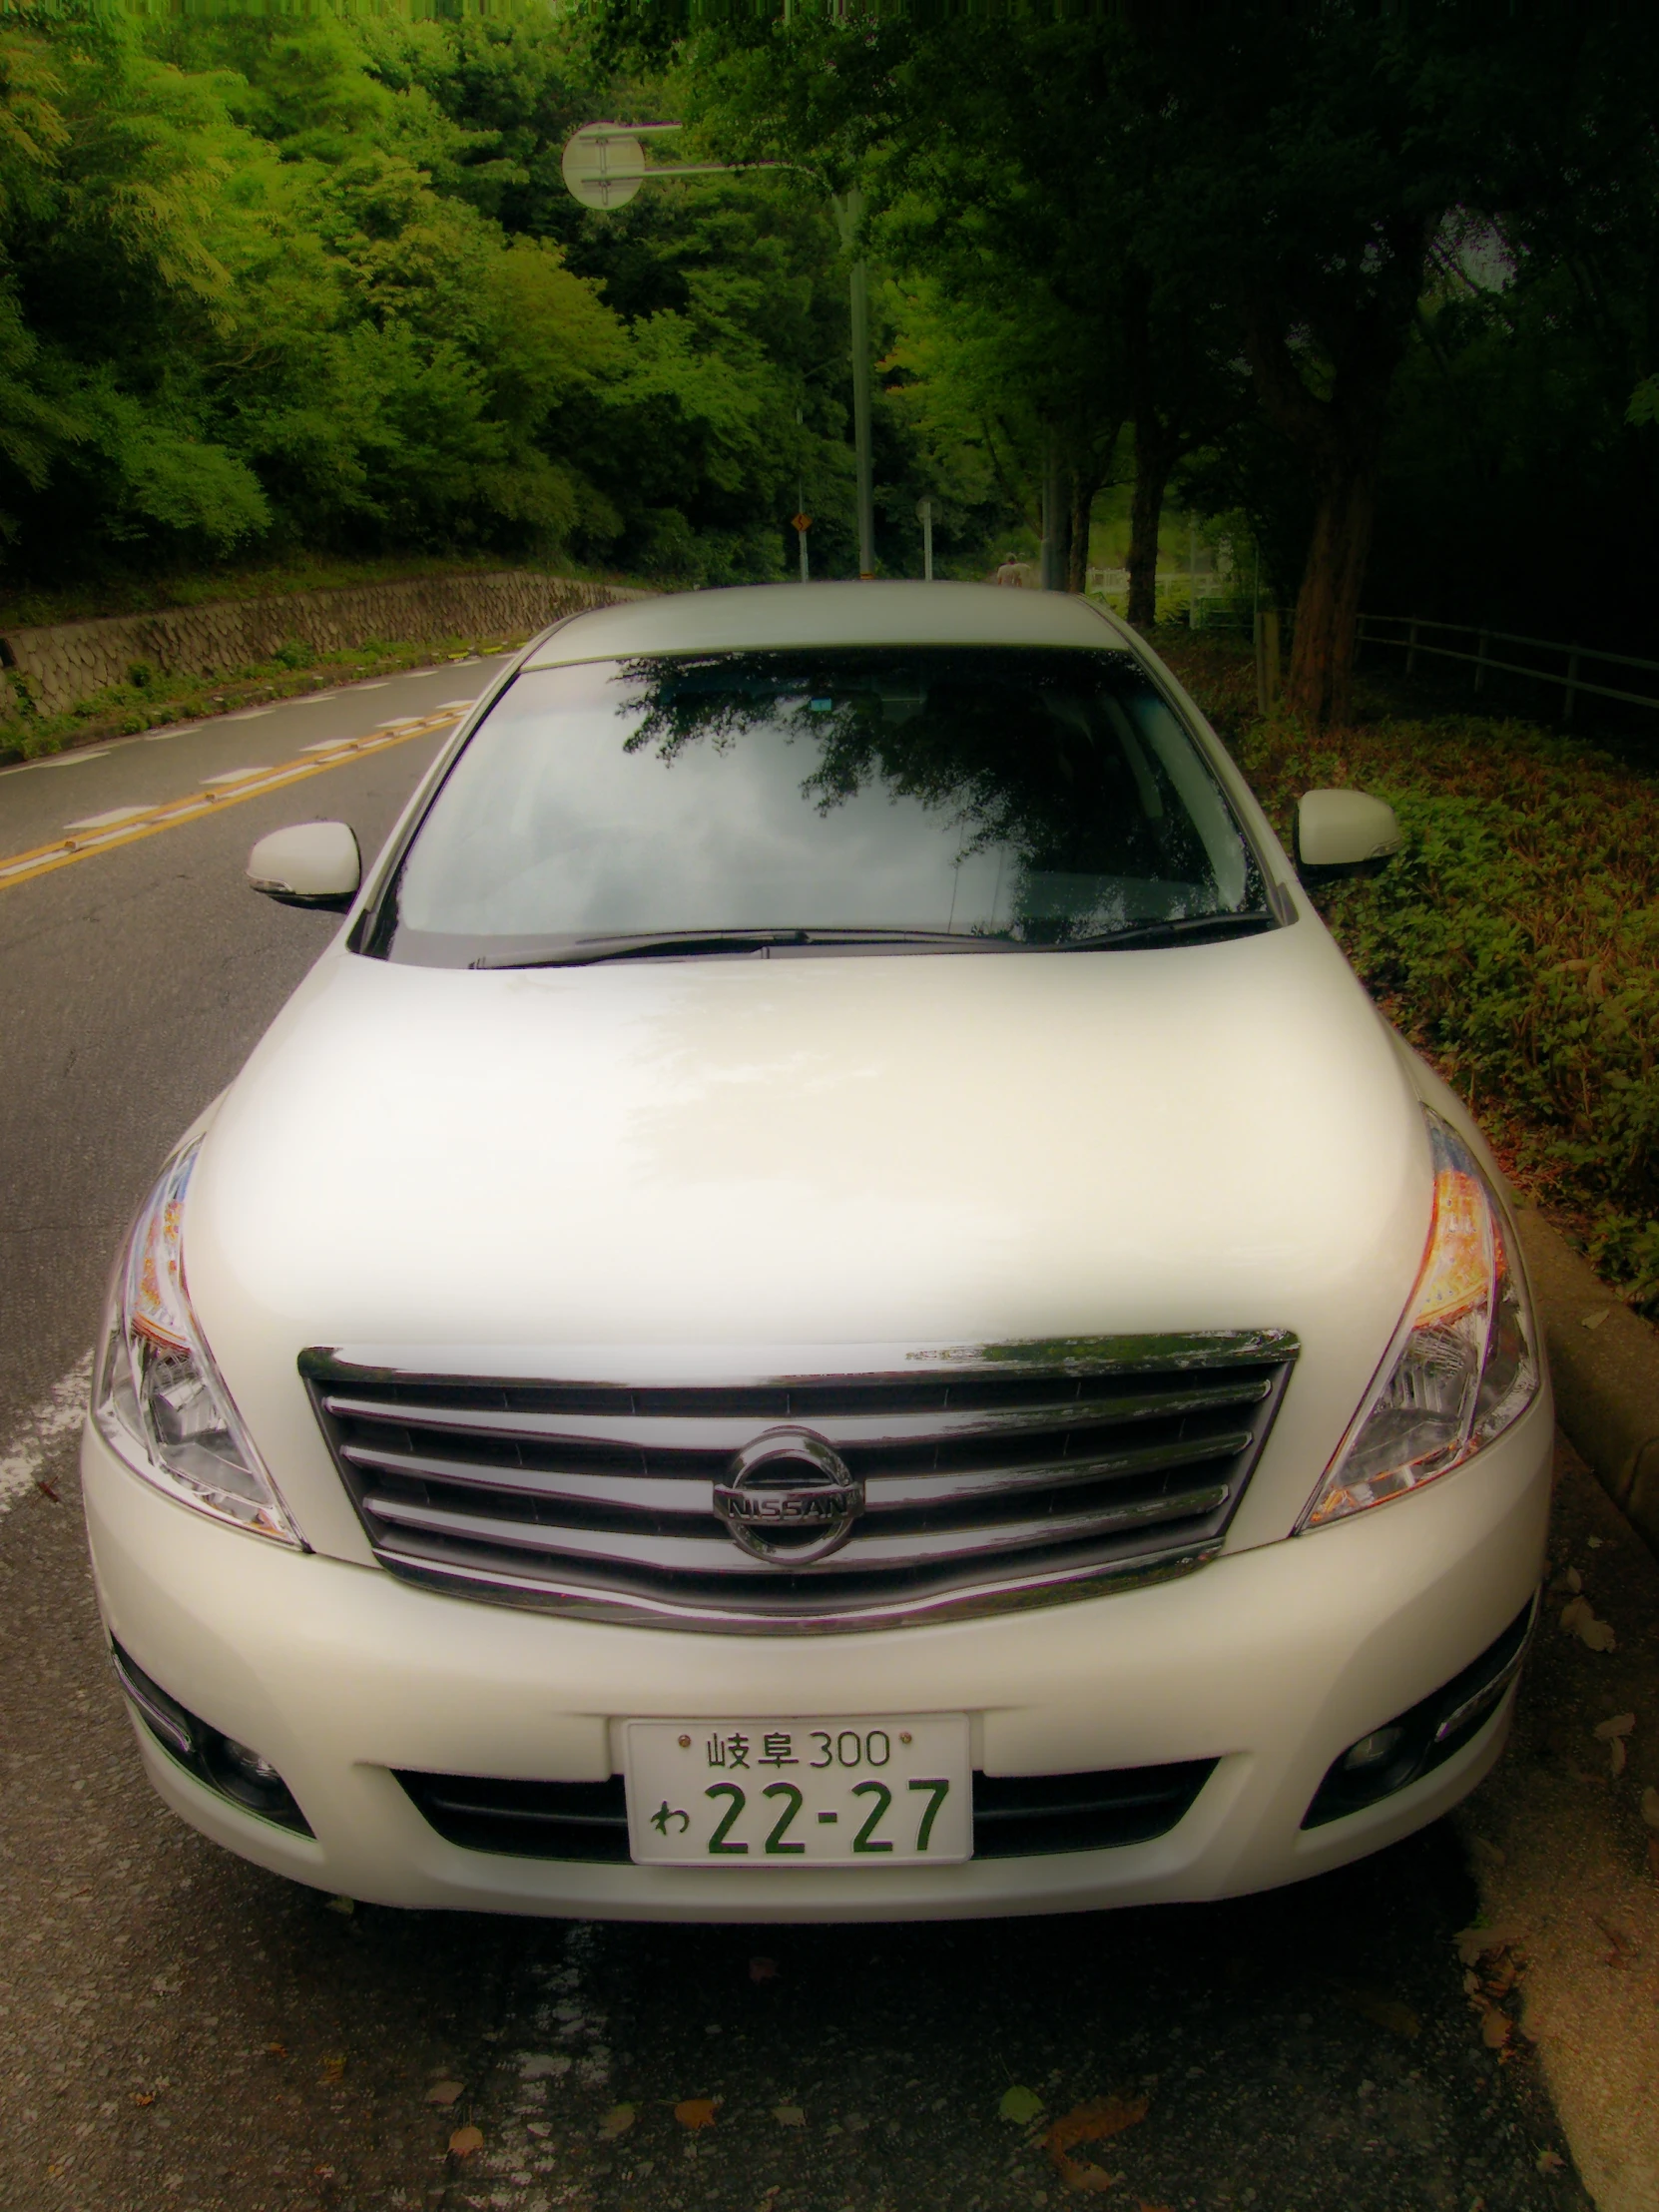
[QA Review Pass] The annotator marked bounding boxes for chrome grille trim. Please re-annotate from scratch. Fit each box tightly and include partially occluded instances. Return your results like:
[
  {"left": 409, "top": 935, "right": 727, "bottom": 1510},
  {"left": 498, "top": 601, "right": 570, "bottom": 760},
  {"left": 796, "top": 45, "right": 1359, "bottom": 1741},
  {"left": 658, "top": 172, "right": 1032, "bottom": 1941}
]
[{"left": 303, "top": 1332, "right": 1297, "bottom": 1632}]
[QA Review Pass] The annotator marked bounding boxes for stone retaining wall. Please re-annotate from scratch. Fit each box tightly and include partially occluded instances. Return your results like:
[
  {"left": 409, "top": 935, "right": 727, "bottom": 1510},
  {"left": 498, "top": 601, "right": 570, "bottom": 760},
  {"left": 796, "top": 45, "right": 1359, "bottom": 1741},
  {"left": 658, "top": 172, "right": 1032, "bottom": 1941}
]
[{"left": 0, "top": 570, "right": 649, "bottom": 718}]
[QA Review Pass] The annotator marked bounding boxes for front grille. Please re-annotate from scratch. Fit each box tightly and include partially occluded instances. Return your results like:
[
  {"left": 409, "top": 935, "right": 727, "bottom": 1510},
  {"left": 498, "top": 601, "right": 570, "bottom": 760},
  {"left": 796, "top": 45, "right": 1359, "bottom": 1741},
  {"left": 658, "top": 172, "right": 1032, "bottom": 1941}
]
[
  {"left": 394, "top": 1760, "right": 1218, "bottom": 1863},
  {"left": 303, "top": 1333, "right": 1296, "bottom": 1632}
]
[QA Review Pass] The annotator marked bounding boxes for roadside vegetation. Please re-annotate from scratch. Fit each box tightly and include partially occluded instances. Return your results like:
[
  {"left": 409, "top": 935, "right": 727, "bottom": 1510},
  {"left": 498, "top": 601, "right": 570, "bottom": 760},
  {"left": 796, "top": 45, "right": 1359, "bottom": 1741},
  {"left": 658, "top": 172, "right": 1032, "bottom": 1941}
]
[
  {"left": 0, "top": 631, "right": 510, "bottom": 767},
  {"left": 1164, "top": 637, "right": 1659, "bottom": 1316},
  {"left": 1, "top": 8, "right": 1656, "bottom": 730}
]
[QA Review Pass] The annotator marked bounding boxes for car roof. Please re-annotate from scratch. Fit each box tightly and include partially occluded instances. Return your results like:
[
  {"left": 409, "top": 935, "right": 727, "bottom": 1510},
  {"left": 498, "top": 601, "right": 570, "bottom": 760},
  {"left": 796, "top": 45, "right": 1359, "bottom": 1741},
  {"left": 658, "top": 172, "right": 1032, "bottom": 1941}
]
[{"left": 521, "top": 580, "right": 1141, "bottom": 666}]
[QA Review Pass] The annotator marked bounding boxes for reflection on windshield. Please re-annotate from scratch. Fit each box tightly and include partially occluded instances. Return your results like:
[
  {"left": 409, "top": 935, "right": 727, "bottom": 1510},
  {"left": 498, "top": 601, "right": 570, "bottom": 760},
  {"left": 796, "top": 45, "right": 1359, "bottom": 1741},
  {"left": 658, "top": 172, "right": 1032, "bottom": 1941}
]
[{"left": 378, "top": 648, "right": 1267, "bottom": 966}]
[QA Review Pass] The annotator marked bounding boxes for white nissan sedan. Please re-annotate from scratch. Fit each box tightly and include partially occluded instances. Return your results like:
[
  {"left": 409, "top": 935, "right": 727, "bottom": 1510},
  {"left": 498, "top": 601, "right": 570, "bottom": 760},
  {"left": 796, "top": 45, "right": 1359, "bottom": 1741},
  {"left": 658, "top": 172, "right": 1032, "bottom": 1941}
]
[{"left": 82, "top": 582, "right": 1549, "bottom": 1922}]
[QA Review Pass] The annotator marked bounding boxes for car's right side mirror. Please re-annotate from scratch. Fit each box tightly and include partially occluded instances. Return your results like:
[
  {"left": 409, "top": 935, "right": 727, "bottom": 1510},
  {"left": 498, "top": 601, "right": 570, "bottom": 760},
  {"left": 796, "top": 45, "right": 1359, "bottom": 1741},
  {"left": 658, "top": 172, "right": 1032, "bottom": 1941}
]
[
  {"left": 247, "top": 822, "right": 361, "bottom": 911},
  {"left": 1294, "top": 789, "right": 1403, "bottom": 885}
]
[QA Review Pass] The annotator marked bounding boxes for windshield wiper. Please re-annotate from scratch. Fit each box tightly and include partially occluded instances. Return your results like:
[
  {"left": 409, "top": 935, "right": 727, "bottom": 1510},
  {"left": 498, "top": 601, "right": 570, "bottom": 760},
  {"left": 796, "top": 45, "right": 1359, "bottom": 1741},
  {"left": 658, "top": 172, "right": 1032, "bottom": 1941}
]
[
  {"left": 1055, "top": 911, "right": 1280, "bottom": 952},
  {"left": 472, "top": 926, "right": 1012, "bottom": 970}
]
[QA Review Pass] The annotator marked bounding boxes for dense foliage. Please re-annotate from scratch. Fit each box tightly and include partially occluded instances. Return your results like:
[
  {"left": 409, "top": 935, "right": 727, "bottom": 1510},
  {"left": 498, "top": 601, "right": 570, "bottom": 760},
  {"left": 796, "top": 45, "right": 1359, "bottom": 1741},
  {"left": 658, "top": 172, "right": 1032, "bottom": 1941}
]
[
  {"left": 0, "top": 3, "right": 1005, "bottom": 596},
  {"left": 3, "top": 6, "right": 1659, "bottom": 691}
]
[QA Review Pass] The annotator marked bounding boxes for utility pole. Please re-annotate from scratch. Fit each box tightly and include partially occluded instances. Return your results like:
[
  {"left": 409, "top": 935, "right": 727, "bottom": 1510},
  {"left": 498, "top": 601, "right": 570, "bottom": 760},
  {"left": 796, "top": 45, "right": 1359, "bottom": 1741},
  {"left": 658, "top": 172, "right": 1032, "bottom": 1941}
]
[
  {"left": 916, "top": 496, "right": 935, "bottom": 581},
  {"left": 833, "top": 190, "right": 875, "bottom": 579},
  {"left": 564, "top": 123, "right": 877, "bottom": 581}
]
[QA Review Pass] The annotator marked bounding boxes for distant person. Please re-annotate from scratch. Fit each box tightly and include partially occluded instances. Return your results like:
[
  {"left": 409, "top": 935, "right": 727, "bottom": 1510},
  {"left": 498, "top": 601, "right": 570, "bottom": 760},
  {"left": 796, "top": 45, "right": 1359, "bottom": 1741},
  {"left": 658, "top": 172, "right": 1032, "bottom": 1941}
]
[{"left": 993, "top": 554, "right": 1027, "bottom": 587}]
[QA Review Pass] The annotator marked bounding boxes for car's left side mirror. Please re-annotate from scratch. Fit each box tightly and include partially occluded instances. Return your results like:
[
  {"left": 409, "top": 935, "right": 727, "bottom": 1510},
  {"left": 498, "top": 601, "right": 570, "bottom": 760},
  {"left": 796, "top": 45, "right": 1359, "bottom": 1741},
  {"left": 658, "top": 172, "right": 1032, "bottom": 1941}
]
[
  {"left": 247, "top": 822, "right": 361, "bottom": 911},
  {"left": 1294, "top": 789, "right": 1402, "bottom": 885}
]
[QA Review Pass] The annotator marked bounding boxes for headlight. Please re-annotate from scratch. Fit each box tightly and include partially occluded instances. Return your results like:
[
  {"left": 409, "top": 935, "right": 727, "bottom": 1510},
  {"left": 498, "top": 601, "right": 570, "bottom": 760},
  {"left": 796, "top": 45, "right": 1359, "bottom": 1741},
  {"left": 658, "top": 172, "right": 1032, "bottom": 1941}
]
[
  {"left": 93, "top": 1142, "right": 301, "bottom": 1546},
  {"left": 1299, "top": 1111, "right": 1540, "bottom": 1530}
]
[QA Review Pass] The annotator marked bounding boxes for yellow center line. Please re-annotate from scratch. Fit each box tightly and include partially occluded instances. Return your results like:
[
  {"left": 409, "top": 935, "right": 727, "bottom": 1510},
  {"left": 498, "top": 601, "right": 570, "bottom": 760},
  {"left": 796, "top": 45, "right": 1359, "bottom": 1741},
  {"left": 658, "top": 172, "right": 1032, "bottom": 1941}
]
[{"left": 0, "top": 715, "right": 459, "bottom": 895}]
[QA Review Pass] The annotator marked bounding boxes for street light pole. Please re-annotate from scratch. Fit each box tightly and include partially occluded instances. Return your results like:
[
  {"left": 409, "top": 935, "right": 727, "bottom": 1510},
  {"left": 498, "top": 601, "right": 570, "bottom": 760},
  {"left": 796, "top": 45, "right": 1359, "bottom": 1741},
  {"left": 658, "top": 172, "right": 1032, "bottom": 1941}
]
[{"left": 563, "top": 123, "right": 877, "bottom": 580}]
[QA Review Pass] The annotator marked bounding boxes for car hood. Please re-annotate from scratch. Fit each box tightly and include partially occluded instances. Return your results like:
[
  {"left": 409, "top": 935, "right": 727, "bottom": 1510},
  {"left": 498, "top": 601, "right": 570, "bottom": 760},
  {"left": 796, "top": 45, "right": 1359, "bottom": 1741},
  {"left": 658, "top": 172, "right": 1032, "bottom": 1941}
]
[{"left": 188, "top": 927, "right": 1434, "bottom": 1548}]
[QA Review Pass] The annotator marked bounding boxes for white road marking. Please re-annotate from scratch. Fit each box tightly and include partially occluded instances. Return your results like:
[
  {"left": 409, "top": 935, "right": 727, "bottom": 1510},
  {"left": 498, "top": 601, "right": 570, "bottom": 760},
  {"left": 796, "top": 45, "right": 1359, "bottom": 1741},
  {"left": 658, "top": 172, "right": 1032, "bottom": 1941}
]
[
  {"left": 227, "top": 708, "right": 272, "bottom": 721},
  {"left": 437, "top": 700, "right": 477, "bottom": 712},
  {"left": 200, "top": 767, "right": 272, "bottom": 789},
  {"left": 0, "top": 1354, "right": 93, "bottom": 1520},
  {"left": 39, "top": 752, "right": 110, "bottom": 768},
  {"left": 66, "top": 806, "right": 155, "bottom": 831}
]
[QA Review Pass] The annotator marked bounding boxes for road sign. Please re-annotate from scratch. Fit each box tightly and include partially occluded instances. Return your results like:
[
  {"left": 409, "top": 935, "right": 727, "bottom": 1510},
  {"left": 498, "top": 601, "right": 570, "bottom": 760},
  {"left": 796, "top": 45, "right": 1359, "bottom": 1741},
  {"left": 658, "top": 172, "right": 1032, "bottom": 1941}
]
[
  {"left": 915, "top": 497, "right": 935, "bottom": 524},
  {"left": 792, "top": 513, "right": 813, "bottom": 533}
]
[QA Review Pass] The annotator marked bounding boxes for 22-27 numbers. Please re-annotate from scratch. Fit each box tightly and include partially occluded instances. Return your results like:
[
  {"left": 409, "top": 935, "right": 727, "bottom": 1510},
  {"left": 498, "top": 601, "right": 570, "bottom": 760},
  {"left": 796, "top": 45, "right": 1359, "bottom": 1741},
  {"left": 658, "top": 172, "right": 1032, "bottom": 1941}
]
[{"left": 703, "top": 1776, "right": 952, "bottom": 1856}]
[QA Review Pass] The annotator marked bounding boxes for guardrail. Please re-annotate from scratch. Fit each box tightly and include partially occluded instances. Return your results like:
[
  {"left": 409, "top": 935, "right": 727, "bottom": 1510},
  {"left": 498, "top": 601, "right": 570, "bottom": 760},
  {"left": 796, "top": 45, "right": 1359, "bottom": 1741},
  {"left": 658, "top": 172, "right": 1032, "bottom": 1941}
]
[{"left": 1358, "top": 613, "right": 1659, "bottom": 723}]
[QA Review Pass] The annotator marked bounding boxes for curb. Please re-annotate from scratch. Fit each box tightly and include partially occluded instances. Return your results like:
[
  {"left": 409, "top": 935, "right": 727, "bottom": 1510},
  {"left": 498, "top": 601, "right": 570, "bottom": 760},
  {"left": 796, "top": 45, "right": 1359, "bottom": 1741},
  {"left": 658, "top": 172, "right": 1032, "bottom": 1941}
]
[{"left": 1513, "top": 1204, "right": 1659, "bottom": 1551}]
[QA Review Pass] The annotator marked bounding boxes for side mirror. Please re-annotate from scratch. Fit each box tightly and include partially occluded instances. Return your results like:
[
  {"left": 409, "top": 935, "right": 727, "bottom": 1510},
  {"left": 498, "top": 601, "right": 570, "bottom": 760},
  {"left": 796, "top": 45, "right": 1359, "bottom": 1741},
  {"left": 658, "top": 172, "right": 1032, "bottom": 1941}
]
[
  {"left": 1294, "top": 789, "right": 1402, "bottom": 885},
  {"left": 247, "top": 822, "right": 361, "bottom": 911}
]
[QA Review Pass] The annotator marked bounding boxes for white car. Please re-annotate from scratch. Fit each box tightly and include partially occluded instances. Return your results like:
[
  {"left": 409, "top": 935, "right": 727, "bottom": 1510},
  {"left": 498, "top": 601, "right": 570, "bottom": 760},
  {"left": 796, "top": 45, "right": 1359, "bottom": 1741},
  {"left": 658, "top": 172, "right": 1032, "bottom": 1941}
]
[{"left": 82, "top": 582, "right": 1549, "bottom": 1923}]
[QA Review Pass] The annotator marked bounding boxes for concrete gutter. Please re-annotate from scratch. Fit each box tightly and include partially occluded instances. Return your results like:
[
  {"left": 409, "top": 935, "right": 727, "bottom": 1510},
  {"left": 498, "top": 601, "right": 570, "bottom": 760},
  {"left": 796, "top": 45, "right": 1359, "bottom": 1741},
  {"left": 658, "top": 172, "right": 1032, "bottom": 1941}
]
[{"left": 1514, "top": 1204, "right": 1659, "bottom": 1551}]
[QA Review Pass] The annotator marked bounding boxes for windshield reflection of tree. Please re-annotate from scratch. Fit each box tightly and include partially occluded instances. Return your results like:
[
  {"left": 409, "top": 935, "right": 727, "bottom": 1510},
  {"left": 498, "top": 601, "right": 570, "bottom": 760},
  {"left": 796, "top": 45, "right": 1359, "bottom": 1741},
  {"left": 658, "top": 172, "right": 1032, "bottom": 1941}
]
[{"left": 615, "top": 651, "right": 1223, "bottom": 943}]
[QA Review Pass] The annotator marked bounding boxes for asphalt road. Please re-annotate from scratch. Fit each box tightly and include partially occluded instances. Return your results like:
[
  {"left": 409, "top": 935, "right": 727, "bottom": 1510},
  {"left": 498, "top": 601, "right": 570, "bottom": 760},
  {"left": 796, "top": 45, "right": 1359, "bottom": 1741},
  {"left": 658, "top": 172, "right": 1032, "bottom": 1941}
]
[{"left": 0, "top": 671, "right": 1590, "bottom": 2212}]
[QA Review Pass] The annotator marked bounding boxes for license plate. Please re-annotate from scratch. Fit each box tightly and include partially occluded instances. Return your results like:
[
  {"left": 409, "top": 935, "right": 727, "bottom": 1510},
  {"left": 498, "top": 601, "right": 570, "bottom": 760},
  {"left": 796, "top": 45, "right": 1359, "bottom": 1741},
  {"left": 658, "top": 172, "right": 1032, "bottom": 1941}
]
[{"left": 623, "top": 1716, "right": 973, "bottom": 1866}]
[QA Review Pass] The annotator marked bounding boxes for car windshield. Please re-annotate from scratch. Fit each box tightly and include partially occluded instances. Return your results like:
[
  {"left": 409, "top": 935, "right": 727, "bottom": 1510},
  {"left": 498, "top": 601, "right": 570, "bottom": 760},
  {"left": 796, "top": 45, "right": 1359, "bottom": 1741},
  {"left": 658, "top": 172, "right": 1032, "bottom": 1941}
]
[{"left": 369, "top": 646, "right": 1273, "bottom": 967}]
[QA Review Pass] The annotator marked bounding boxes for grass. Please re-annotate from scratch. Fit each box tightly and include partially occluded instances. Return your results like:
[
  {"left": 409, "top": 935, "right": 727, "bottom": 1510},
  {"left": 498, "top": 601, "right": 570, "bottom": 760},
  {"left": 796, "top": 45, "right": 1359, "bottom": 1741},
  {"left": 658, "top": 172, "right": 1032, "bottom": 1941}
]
[
  {"left": 1158, "top": 631, "right": 1659, "bottom": 1314},
  {"left": 0, "top": 632, "right": 515, "bottom": 765}
]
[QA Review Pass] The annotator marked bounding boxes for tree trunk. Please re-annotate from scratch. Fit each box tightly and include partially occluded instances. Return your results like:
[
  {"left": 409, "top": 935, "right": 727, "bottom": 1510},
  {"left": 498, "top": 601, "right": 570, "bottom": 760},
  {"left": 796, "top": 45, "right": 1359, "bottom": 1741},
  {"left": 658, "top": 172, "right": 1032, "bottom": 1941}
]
[
  {"left": 1067, "top": 462, "right": 1103, "bottom": 594},
  {"left": 1126, "top": 428, "right": 1173, "bottom": 631},
  {"left": 1238, "top": 216, "right": 1428, "bottom": 726},
  {"left": 1284, "top": 457, "right": 1377, "bottom": 725}
]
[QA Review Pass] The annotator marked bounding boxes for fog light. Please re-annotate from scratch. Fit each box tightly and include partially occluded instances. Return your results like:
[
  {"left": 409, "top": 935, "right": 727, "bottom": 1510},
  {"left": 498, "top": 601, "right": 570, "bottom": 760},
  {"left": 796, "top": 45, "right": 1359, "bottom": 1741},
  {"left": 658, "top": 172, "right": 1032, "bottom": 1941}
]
[
  {"left": 220, "top": 1738, "right": 283, "bottom": 1787},
  {"left": 1342, "top": 1726, "right": 1406, "bottom": 1773},
  {"left": 110, "top": 1639, "right": 312, "bottom": 1836},
  {"left": 1302, "top": 1593, "right": 1537, "bottom": 1829}
]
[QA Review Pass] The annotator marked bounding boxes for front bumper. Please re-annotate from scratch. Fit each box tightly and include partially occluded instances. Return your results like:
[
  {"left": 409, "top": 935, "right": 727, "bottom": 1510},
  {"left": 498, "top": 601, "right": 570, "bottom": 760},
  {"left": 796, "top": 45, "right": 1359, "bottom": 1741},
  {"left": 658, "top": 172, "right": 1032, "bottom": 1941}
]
[{"left": 82, "top": 1393, "right": 1552, "bottom": 1923}]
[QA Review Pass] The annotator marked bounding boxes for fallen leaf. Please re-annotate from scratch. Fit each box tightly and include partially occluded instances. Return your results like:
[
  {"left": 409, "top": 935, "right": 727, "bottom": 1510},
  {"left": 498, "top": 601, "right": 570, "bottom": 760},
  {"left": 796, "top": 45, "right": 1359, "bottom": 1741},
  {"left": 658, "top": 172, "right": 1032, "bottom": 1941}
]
[
  {"left": 773, "top": 2105, "right": 807, "bottom": 2128},
  {"left": 999, "top": 2084, "right": 1047, "bottom": 2125},
  {"left": 1046, "top": 2093, "right": 1150, "bottom": 2191},
  {"left": 1580, "top": 1615, "right": 1617, "bottom": 1652},
  {"left": 324, "top": 1895, "right": 355, "bottom": 1917},
  {"left": 1560, "top": 1596, "right": 1592, "bottom": 1634},
  {"left": 1481, "top": 2008, "right": 1511, "bottom": 2049},
  {"left": 265, "top": 2042, "right": 286, "bottom": 2058},
  {"left": 448, "top": 2124, "right": 484, "bottom": 2157},
  {"left": 131, "top": 2092, "right": 155, "bottom": 2108},
  {"left": 317, "top": 2053, "right": 346, "bottom": 2084},
  {"left": 1549, "top": 1566, "right": 1583, "bottom": 1595},
  {"left": 424, "top": 2081, "right": 464, "bottom": 2106},
  {"left": 518, "top": 2053, "right": 572, "bottom": 2080},
  {"left": 1641, "top": 1788, "right": 1659, "bottom": 1831},
  {"left": 1580, "top": 1310, "right": 1609, "bottom": 1332},
  {"left": 1482, "top": 1955, "right": 1519, "bottom": 1999},
  {"left": 1537, "top": 2149, "right": 1565, "bottom": 2174},
  {"left": 1593, "top": 1713, "right": 1635, "bottom": 1740},
  {"left": 1593, "top": 1915, "right": 1637, "bottom": 1967},
  {"left": 598, "top": 2103, "right": 636, "bottom": 2139},
  {"left": 1610, "top": 1739, "right": 1628, "bottom": 1778},
  {"left": 748, "top": 1956, "right": 779, "bottom": 1983},
  {"left": 1345, "top": 1989, "right": 1420, "bottom": 2039},
  {"left": 1454, "top": 1925, "right": 1526, "bottom": 1966},
  {"left": 676, "top": 2098, "right": 720, "bottom": 2131}
]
